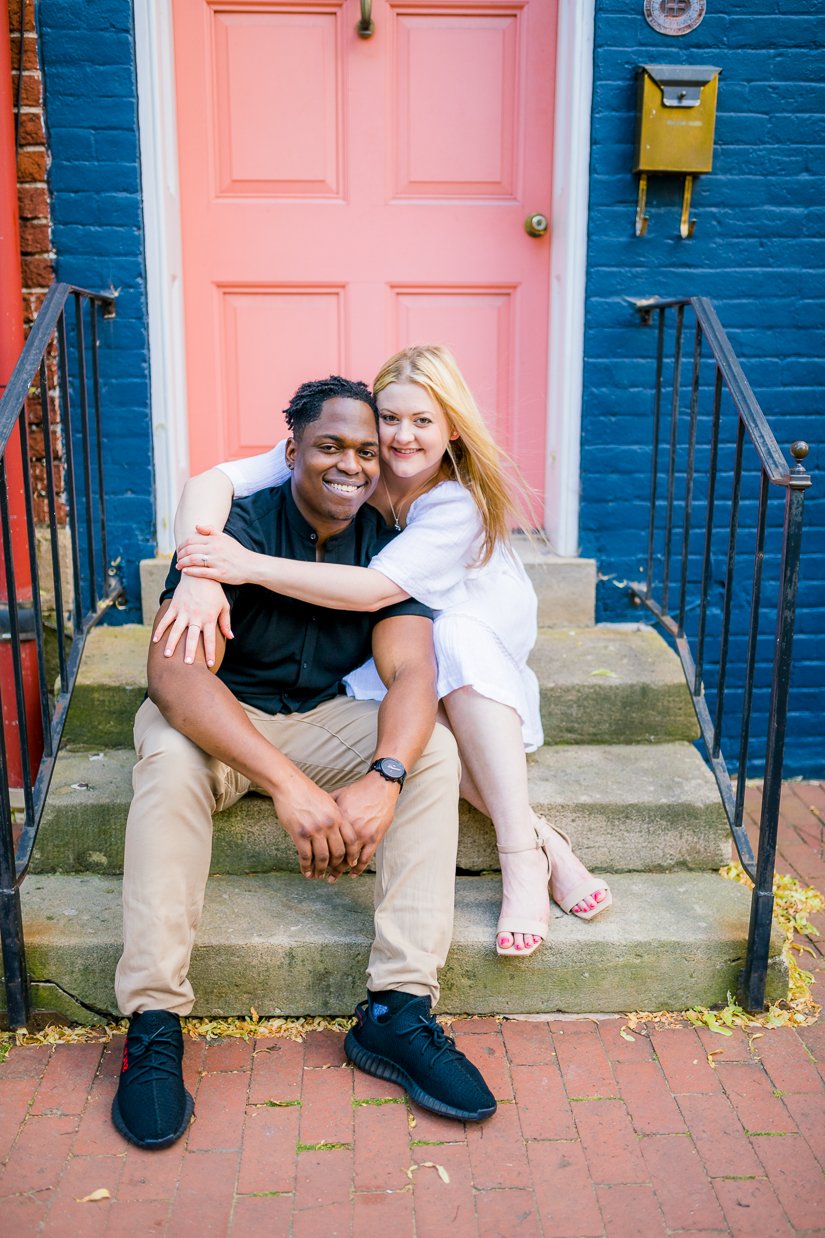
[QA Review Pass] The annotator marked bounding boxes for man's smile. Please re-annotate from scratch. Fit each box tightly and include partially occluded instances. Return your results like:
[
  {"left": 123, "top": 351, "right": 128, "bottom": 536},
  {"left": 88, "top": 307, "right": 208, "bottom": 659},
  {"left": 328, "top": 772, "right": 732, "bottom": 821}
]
[{"left": 323, "top": 478, "right": 368, "bottom": 496}]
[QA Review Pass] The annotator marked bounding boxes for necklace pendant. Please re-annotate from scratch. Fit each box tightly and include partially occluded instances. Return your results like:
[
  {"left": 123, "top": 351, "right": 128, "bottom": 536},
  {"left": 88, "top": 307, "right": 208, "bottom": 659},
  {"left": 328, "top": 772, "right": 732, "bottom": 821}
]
[{"left": 393, "top": 518, "right": 401, "bottom": 532}]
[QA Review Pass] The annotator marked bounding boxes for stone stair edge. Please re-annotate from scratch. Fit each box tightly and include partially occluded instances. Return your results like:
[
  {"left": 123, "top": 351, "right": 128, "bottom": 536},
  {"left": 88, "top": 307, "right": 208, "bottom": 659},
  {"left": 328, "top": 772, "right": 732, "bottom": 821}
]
[
  {"left": 62, "top": 622, "right": 700, "bottom": 758},
  {"left": 67, "top": 623, "right": 692, "bottom": 698},
  {"left": 140, "top": 548, "right": 598, "bottom": 629},
  {"left": 12, "top": 871, "right": 788, "bottom": 1018},
  {"left": 33, "top": 741, "right": 730, "bottom": 877}
]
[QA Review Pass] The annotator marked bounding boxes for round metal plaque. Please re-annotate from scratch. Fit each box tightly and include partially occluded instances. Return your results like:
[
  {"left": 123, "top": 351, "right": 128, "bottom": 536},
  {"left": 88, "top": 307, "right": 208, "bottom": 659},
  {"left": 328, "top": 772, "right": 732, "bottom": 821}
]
[{"left": 644, "top": 0, "right": 706, "bottom": 36}]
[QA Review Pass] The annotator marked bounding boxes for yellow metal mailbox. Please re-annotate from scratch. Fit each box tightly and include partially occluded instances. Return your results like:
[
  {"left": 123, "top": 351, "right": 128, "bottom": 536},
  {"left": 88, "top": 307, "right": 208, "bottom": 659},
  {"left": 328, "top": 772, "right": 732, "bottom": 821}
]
[{"left": 633, "top": 64, "right": 721, "bottom": 238}]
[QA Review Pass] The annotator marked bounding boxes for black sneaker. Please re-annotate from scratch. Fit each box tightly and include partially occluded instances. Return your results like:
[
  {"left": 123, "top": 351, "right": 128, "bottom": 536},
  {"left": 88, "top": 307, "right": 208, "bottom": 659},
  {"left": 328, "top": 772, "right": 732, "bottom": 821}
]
[
  {"left": 111, "top": 1010, "right": 194, "bottom": 1149},
  {"left": 345, "top": 991, "right": 497, "bottom": 1122}
]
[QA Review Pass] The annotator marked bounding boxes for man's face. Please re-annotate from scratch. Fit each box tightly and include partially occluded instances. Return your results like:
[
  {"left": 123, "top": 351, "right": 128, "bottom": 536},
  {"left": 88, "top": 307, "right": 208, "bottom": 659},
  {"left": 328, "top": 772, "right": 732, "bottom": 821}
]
[{"left": 286, "top": 397, "right": 380, "bottom": 532}]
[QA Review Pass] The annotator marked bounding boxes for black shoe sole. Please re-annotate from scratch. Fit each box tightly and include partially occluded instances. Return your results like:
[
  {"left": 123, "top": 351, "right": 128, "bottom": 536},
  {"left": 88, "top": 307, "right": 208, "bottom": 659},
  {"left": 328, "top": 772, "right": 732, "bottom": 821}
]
[
  {"left": 111, "top": 1088, "right": 194, "bottom": 1150},
  {"left": 345, "top": 1030, "right": 496, "bottom": 1123}
]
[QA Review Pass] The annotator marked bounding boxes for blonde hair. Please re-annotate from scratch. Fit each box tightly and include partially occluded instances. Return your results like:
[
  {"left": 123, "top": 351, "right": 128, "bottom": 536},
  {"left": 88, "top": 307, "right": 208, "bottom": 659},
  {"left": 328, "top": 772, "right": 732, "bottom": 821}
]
[{"left": 372, "top": 344, "right": 537, "bottom": 565}]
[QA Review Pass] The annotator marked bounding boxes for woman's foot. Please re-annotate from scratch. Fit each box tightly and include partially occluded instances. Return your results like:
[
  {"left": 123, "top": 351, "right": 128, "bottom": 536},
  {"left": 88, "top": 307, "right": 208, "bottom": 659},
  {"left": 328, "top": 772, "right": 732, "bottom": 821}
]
[
  {"left": 496, "top": 844, "right": 552, "bottom": 956},
  {"left": 535, "top": 819, "right": 611, "bottom": 919}
]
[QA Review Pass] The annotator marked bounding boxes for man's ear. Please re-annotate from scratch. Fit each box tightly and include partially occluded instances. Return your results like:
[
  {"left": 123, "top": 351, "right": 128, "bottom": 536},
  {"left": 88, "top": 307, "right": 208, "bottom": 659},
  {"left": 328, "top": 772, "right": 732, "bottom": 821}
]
[{"left": 285, "top": 436, "right": 297, "bottom": 470}]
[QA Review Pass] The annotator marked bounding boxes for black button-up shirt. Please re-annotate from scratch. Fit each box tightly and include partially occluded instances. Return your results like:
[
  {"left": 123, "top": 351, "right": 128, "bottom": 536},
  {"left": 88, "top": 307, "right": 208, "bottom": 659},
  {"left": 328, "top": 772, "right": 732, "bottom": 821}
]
[{"left": 161, "top": 481, "right": 431, "bottom": 715}]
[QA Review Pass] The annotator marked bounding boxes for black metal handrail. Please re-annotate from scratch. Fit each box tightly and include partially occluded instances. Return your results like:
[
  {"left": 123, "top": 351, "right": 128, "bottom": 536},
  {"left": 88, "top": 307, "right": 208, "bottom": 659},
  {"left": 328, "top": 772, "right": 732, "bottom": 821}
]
[
  {"left": 0, "top": 282, "right": 123, "bottom": 1028},
  {"left": 631, "top": 295, "right": 811, "bottom": 1011}
]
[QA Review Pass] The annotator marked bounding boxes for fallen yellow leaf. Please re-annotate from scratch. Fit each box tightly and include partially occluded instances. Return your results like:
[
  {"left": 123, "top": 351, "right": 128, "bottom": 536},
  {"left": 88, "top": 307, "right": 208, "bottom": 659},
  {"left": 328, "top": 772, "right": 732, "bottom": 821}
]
[
  {"left": 407, "top": 1161, "right": 450, "bottom": 1184},
  {"left": 77, "top": 1189, "right": 111, "bottom": 1203}
]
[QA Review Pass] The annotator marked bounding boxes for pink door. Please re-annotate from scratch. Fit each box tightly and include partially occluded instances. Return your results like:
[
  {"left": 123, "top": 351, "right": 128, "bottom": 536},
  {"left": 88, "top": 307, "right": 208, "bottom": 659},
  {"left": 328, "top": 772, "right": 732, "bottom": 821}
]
[{"left": 173, "top": 0, "right": 557, "bottom": 506}]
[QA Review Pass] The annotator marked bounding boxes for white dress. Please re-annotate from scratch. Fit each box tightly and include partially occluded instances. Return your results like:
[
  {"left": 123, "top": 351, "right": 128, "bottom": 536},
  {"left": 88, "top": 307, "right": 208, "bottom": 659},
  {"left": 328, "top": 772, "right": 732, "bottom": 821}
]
[{"left": 216, "top": 445, "right": 543, "bottom": 751}]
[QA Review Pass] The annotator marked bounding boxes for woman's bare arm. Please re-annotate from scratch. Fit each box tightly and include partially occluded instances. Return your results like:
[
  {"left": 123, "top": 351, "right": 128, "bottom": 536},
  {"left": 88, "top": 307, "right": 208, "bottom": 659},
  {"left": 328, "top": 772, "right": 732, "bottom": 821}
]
[
  {"left": 176, "top": 528, "right": 409, "bottom": 611},
  {"left": 174, "top": 468, "right": 234, "bottom": 544}
]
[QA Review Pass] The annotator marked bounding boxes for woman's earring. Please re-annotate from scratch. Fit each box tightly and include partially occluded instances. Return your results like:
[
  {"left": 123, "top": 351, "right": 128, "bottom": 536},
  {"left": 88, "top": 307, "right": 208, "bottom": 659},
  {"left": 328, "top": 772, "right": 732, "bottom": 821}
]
[{"left": 449, "top": 431, "right": 460, "bottom": 441}]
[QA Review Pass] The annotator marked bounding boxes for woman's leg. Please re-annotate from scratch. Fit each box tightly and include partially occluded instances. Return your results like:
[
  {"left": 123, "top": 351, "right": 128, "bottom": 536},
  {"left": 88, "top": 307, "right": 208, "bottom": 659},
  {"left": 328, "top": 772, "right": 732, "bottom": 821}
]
[
  {"left": 442, "top": 688, "right": 547, "bottom": 951},
  {"left": 442, "top": 687, "right": 608, "bottom": 950}
]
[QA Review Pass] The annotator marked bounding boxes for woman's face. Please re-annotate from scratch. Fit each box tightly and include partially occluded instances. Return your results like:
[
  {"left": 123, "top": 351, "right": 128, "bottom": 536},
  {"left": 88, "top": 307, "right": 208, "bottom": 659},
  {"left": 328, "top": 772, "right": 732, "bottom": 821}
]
[{"left": 376, "top": 381, "right": 453, "bottom": 483}]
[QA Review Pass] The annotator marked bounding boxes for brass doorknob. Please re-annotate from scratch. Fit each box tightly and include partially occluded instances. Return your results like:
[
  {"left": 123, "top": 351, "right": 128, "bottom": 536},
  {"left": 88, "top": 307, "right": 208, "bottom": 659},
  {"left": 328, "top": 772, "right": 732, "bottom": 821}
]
[{"left": 524, "top": 213, "right": 549, "bottom": 237}]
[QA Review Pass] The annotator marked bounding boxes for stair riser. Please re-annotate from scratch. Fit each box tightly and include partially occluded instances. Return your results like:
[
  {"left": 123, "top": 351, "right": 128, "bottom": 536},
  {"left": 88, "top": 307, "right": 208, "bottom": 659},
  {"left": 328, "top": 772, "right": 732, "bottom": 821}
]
[
  {"left": 540, "top": 684, "right": 698, "bottom": 745},
  {"left": 63, "top": 677, "right": 699, "bottom": 750},
  {"left": 11, "top": 873, "right": 787, "bottom": 1019},
  {"left": 140, "top": 553, "right": 598, "bottom": 630},
  {"left": 62, "top": 623, "right": 700, "bottom": 748},
  {"left": 31, "top": 797, "right": 730, "bottom": 877},
  {"left": 17, "top": 939, "right": 787, "bottom": 1019}
]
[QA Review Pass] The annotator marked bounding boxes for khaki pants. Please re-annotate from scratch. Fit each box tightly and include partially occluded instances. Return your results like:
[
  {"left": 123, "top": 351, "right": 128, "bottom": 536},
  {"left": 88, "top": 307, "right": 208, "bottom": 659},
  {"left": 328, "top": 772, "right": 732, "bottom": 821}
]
[{"left": 114, "top": 695, "right": 460, "bottom": 1015}]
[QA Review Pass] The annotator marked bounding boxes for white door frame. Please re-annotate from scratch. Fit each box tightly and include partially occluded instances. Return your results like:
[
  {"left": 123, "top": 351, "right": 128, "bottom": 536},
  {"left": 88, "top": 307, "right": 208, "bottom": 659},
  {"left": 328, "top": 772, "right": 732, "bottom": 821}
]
[
  {"left": 135, "top": 0, "right": 595, "bottom": 557},
  {"left": 134, "top": 0, "right": 189, "bottom": 557}
]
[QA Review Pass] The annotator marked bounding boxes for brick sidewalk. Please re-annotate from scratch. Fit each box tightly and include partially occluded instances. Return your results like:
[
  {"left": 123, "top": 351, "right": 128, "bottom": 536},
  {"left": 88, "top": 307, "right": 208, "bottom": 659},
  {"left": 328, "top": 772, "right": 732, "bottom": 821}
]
[{"left": 1, "top": 783, "right": 824, "bottom": 1237}]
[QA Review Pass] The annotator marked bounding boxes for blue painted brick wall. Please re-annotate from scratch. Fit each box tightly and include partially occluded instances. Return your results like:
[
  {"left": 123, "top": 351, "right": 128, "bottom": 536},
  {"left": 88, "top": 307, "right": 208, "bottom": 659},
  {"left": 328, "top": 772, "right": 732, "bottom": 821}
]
[
  {"left": 36, "top": 0, "right": 154, "bottom": 622},
  {"left": 582, "top": 0, "right": 824, "bottom": 776}
]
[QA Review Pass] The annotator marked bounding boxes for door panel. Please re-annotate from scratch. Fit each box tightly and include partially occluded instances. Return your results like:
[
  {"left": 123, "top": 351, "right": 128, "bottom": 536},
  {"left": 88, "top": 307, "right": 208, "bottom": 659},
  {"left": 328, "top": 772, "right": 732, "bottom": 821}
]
[
  {"left": 173, "top": 0, "right": 556, "bottom": 506},
  {"left": 219, "top": 286, "right": 346, "bottom": 457},
  {"left": 211, "top": 9, "right": 343, "bottom": 196},
  {"left": 393, "top": 11, "right": 520, "bottom": 197},
  {"left": 392, "top": 286, "right": 514, "bottom": 445}
]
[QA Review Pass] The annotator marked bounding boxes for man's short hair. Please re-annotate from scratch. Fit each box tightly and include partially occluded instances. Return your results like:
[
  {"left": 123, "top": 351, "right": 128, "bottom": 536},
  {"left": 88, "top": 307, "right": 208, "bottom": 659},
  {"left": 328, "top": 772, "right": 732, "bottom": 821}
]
[{"left": 284, "top": 376, "right": 379, "bottom": 439}]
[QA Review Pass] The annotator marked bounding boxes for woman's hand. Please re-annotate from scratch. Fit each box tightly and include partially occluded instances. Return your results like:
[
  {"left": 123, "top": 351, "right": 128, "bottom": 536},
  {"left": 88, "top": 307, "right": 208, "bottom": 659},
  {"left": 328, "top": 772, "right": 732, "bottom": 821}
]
[
  {"left": 152, "top": 573, "right": 233, "bottom": 666},
  {"left": 176, "top": 525, "right": 260, "bottom": 587}
]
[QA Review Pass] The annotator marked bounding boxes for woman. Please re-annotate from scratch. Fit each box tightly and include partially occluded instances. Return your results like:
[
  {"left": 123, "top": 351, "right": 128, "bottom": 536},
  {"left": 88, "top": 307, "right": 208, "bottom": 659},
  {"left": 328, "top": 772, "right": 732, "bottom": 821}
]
[{"left": 160, "top": 346, "right": 610, "bottom": 955}]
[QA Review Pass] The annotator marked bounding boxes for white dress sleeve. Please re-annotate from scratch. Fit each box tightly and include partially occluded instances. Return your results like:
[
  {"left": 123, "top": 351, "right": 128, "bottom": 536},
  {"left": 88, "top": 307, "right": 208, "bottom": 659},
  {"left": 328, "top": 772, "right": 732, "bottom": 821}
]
[
  {"left": 214, "top": 440, "right": 289, "bottom": 498},
  {"left": 368, "top": 481, "right": 483, "bottom": 611}
]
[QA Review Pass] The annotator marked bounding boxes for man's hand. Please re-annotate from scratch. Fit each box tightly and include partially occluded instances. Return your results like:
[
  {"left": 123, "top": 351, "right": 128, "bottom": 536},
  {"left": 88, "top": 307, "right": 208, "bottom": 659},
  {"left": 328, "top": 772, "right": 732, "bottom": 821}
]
[
  {"left": 332, "top": 772, "right": 401, "bottom": 877},
  {"left": 273, "top": 767, "right": 362, "bottom": 880}
]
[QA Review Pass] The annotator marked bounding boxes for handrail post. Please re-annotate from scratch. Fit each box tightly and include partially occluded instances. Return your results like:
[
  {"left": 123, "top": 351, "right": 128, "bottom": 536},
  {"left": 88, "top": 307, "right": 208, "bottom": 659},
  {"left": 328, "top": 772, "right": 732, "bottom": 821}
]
[
  {"left": 633, "top": 299, "right": 812, "bottom": 1008},
  {"left": 0, "top": 686, "right": 29, "bottom": 1026},
  {"left": 0, "top": 281, "right": 121, "bottom": 1027},
  {"left": 740, "top": 453, "right": 809, "bottom": 1010},
  {"left": 0, "top": 7, "right": 44, "bottom": 791}
]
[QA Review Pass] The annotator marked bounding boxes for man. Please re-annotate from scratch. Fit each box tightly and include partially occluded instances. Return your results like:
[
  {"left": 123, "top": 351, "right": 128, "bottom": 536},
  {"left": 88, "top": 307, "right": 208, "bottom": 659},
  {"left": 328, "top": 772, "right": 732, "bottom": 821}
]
[{"left": 112, "top": 376, "right": 496, "bottom": 1149}]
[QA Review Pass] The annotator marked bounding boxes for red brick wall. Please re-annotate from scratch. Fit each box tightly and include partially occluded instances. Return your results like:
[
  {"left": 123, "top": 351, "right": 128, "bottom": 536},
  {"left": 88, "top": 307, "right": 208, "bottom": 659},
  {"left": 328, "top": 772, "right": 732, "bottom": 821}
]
[
  {"left": 8, "top": 0, "right": 63, "bottom": 524},
  {"left": 8, "top": 0, "right": 53, "bottom": 320}
]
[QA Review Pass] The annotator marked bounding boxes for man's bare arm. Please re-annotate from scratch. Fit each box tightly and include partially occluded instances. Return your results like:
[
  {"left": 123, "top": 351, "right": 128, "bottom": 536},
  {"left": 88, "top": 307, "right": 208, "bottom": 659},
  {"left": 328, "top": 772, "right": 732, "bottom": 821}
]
[
  {"left": 333, "top": 614, "right": 441, "bottom": 875},
  {"left": 147, "top": 601, "right": 359, "bottom": 878}
]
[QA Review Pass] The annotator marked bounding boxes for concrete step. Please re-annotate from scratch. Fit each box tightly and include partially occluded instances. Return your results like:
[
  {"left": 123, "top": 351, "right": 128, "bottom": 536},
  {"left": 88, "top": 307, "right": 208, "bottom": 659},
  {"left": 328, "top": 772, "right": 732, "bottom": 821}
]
[
  {"left": 33, "top": 743, "right": 728, "bottom": 877},
  {"left": 533, "top": 624, "right": 698, "bottom": 745},
  {"left": 140, "top": 543, "right": 597, "bottom": 630},
  {"left": 62, "top": 624, "right": 698, "bottom": 749},
  {"left": 11, "top": 871, "right": 787, "bottom": 1019}
]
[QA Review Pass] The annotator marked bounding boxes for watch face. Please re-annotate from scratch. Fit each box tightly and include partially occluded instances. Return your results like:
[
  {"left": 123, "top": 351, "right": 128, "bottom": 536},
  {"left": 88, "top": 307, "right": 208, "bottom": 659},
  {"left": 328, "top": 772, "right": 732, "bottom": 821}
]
[{"left": 377, "top": 758, "right": 405, "bottom": 780}]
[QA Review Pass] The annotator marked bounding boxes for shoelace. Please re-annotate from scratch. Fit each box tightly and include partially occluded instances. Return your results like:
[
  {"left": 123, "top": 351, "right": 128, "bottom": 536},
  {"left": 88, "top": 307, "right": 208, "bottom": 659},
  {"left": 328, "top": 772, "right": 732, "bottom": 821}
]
[
  {"left": 397, "top": 1012, "right": 463, "bottom": 1067},
  {"left": 126, "top": 1027, "right": 183, "bottom": 1087}
]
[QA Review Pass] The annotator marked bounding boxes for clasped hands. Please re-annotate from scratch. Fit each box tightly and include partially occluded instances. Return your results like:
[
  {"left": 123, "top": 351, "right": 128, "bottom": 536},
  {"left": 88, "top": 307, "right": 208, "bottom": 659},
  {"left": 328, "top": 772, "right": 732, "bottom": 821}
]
[{"left": 274, "top": 766, "right": 400, "bottom": 881}]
